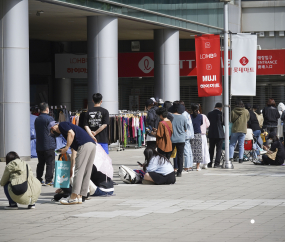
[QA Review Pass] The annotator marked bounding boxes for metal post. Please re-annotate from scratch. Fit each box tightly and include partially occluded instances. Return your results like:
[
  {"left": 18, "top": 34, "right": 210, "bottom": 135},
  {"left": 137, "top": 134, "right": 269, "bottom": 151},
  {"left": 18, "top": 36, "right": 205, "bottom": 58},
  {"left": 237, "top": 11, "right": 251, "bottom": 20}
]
[{"left": 221, "top": 0, "right": 234, "bottom": 169}]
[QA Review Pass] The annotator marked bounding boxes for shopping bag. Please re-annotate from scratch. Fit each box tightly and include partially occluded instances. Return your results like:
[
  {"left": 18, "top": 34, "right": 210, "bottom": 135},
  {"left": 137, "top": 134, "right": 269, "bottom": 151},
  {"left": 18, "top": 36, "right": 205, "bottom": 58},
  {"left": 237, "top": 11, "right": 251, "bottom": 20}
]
[
  {"left": 54, "top": 155, "right": 71, "bottom": 188},
  {"left": 170, "top": 147, "right": 177, "bottom": 158}
]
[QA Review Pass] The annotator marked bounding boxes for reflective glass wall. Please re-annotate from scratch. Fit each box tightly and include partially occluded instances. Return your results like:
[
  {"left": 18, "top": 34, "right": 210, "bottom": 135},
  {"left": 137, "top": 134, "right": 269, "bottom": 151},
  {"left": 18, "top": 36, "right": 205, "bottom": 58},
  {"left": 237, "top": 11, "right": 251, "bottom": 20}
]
[{"left": 57, "top": 0, "right": 224, "bottom": 33}]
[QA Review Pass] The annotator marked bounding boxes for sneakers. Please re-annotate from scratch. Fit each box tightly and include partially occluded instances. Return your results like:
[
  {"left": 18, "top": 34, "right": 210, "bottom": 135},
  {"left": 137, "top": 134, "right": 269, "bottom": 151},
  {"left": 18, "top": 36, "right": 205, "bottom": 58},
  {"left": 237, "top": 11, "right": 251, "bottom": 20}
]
[
  {"left": 197, "top": 167, "right": 202, "bottom": 171},
  {"left": 28, "top": 204, "right": 36, "bottom": 209},
  {"left": 45, "top": 181, "right": 54, "bottom": 186},
  {"left": 182, "top": 170, "right": 189, "bottom": 173},
  {"left": 60, "top": 197, "right": 82, "bottom": 205},
  {"left": 41, "top": 181, "right": 46, "bottom": 186},
  {"left": 253, "top": 159, "right": 264, "bottom": 165},
  {"left": 4, "top": 205, "right": 18, "bottom": 210},
  {"left": 260, "top": 149, "right": 267, "bottom": 155},
  {"left": 202, "top": 164, "right": 207, "bottom": 169}
]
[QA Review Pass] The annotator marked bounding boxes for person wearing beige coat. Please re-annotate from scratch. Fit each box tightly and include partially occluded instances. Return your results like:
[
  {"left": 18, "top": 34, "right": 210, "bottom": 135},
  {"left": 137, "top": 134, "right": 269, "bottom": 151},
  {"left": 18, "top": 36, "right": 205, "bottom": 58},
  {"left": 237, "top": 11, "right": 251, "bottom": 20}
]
[{"left": 0, "top": 152, "right": 41, "bottom": 210}]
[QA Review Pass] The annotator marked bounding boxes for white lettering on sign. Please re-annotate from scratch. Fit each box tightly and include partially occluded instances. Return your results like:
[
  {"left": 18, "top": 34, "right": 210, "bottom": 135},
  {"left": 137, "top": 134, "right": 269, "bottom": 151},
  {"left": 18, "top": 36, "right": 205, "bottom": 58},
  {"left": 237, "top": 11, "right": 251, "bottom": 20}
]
[
  {"left": 200, "top": 53, "right": 217, "bottom": 59},
  {"left": 202, "top": 75, "right": 216, "bottom": 82}
]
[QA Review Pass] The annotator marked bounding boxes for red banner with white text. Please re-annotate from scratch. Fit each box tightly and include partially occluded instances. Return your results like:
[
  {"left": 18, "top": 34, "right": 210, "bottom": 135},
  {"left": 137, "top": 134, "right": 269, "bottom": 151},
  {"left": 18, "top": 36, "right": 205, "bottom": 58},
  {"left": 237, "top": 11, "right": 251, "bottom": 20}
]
[{"left": 195, "top": 35, "right": 222, "bottom": 97}]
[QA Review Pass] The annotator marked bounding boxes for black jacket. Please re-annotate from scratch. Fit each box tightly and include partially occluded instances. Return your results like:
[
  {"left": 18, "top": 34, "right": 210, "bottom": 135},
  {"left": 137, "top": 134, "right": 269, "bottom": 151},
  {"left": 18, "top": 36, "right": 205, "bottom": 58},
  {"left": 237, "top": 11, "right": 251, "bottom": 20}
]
[
  {"left": 248, "top": 110, "right": 261, "bottom": 131},
  {"left": 35, "top": 113, "right": 56, "bottom": 151},
  {"left": 207, "top": 109, "right": 224, "bottom": 139},
  {"left": 262, "top": 106, "right": 280, "bottom": 126},
  {"left": 146, "top": 106, "right": 159, "bottom": 137},
  {"left": 270, "top": 141, "right": 285, "bottom": 165}
]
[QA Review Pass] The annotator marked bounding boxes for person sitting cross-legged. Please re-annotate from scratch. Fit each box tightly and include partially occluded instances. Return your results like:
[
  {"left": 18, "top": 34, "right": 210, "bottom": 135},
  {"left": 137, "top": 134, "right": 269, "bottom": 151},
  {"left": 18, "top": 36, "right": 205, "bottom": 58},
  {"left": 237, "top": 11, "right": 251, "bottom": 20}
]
[{"left": 141, "top": 148, "right": 176, "bottom": 185}]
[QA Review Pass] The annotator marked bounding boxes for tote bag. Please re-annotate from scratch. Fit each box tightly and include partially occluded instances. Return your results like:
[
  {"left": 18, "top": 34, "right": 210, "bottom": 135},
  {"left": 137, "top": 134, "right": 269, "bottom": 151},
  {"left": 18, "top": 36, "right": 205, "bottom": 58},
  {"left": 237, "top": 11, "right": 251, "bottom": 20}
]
[{"left": 54, "top": 154, "right": 71, "bottom": 188}]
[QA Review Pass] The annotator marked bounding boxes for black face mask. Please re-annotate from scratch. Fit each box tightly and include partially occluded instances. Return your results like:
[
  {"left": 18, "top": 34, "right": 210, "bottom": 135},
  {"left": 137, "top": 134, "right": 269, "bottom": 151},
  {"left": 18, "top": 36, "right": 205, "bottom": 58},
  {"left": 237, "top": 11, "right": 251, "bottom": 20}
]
[{"left": 52, "top": 130, "right": 61, "bottom": 137}]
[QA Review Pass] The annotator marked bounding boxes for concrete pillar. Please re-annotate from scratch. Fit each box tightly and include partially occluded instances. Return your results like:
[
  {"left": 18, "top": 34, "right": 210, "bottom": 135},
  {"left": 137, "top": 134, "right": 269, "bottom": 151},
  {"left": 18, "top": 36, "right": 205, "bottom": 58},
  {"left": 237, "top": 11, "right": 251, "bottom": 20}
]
[
  {"left": 154, "top": 29, "right": 180, "bottom": 102},
  {"left": 202, "top": 95, "right": 223, "bottom": 115},
  {"left": 87, "top": 16, "right": 118, "bottom": 114},
  {"left": 0, "top": 0, "right": 30, "bottom": 161},
  {"left": 55, "top": 78, "right": 72, "bottom": 111}
]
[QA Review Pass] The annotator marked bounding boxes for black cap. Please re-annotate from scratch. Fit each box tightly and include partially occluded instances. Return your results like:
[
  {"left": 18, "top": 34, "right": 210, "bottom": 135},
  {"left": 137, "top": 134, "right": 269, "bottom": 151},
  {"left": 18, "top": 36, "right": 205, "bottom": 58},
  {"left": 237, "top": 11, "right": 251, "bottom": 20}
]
[
  {"left": 145, "top": 99, "right": 154, "bottom": 107},
  {"left": 268, "top": 132, "right": 276, "bottom": 139}
]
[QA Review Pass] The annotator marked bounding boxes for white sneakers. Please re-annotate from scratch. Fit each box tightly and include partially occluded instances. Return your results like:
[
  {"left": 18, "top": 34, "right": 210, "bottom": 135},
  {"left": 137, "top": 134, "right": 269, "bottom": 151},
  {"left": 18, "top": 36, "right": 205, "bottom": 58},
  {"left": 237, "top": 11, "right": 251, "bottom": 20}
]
[
  {"left": 197, "top": 167, "right": 202, "bottom": 171},
  {"left": 60, "top": 196, "right": 82, "bottom": 205}
]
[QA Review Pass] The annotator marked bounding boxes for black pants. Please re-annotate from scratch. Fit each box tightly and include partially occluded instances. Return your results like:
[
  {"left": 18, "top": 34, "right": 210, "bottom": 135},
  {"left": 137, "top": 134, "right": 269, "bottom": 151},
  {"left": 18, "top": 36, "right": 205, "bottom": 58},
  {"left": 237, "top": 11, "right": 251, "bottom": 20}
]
[
  {"left": 262, "top": 154, "right": 284, "bottom": 166},
  {"left": 36, "top": 149, "right": 55, "bottom": 183},
  {"left": 209, "top": 138, "right": 224, "bottom": 166},
  {"left": 172, "top": 143, "right": 185, "bottom": 174},
  {"left": 147, "top": 141, "right": 156, "bottom": 150},
  {"left": 157, "top": 148, "right": 172, "bottom": 160}
]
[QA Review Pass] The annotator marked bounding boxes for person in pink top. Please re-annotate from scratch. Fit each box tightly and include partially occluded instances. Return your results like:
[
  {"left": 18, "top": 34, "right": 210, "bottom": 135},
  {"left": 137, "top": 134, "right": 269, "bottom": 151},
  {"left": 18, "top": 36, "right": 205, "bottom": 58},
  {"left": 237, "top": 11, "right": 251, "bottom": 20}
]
[{"left": 200, "top": 113, "right": 211, "bottom": 169}]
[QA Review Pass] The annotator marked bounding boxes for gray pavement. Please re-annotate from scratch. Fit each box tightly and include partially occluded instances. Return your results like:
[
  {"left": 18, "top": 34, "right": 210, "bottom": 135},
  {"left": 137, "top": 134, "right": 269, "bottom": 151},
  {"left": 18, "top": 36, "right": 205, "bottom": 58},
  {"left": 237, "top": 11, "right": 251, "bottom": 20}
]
[{"left": 1, "top": 147, "right": 285, "bottom": 242}]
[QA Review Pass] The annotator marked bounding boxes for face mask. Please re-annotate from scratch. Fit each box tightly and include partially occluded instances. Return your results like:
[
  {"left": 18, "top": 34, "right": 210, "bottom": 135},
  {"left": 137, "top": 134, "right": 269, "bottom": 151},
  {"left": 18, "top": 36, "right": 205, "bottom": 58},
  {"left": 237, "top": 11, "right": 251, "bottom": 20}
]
[
  {"left": 52, "top": 130, "right": 61, "bottom": 137},
  {"left": 268, "top": 139, "right": 273, "bottom": 144}
]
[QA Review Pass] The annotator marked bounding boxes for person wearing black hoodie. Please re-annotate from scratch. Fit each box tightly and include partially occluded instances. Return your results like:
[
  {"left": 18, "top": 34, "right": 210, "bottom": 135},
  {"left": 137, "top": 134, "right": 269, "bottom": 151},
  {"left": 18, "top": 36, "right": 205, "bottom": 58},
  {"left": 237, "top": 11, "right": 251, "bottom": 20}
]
[
  {"left": 245, "top": 103, "right": 262, "bottom": 147},
  {"left": 262, "top": 98, "right": 280, "bottom": 134}
]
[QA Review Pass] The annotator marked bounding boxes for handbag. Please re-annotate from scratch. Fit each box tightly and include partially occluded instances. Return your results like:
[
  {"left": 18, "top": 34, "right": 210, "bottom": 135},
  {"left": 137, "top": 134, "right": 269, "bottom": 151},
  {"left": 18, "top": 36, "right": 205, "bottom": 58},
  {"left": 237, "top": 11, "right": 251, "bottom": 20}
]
[
  {"left": 11, "top": 164, "right": 29, "bottom": 196},
  {"left": 170, "top": 147, "right": 177, "bottom": 158},
  {"left": 54, "top": 154, "right": 71, "bottom": 188},
  {"left": 267, "top": 149, "right": 278, "bottom": 160}
]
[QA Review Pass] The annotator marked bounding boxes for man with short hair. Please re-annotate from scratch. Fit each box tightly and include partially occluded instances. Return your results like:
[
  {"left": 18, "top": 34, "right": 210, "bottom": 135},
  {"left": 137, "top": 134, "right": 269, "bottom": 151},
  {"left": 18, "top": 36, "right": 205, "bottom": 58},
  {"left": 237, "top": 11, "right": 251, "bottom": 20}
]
[
  {"left": 84, "top": 93, "right": 110, "bottom": 154},
  {"left": 207, "top": 103, "right": 225, "bottom": 168},
  {"left": 35, "top": 102, "right": 56, "bottom": 185},
  {"left": 49, "top": 121, "right": 96, "bottom": 205}
]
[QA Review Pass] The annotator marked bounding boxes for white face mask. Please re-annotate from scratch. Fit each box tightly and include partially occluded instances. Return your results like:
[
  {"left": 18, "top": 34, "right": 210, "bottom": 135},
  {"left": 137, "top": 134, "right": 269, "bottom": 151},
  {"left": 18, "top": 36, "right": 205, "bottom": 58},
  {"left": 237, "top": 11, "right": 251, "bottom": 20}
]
[{"left": 268, "top": 139, "right": 273, "bottom": 144}]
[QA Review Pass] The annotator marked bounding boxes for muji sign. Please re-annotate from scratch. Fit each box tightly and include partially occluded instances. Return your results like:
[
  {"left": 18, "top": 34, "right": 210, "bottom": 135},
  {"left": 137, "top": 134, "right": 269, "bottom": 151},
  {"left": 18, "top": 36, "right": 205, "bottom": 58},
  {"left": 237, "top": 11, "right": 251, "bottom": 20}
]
[{"left": 55, "top": 50, "right": 285, "bottom": 79}]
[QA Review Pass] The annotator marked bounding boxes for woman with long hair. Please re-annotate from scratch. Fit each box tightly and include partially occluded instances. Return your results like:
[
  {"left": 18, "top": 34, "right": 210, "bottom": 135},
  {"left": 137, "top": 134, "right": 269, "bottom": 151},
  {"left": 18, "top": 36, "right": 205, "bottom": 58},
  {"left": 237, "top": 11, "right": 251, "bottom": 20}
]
[
  {"left": 142, "top": 148, "right": 176, "bottom": 185},
  {"left": 190, "top": 103, "right": 203, "bottom": 171}
]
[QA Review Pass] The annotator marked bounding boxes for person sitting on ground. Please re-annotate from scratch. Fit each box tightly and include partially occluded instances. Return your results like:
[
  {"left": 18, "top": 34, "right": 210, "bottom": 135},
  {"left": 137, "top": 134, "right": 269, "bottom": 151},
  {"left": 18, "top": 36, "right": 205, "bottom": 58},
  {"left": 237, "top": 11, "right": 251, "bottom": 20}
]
[
  {"left": 141, "top": 148, "right": 176, "bottom": 185},
  {"left": 0, "top": 152, "right": 41, "bottom": 210},
  {"left": 254, "top": 132, "right": 285, "bottom": 166}
]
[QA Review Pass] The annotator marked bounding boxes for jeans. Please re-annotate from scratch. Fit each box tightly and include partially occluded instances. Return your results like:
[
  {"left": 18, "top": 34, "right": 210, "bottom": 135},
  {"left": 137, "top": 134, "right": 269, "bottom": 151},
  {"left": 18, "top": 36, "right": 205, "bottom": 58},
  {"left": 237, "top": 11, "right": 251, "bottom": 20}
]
[
  {"left": 4, "top": 183, "right": 17, "bottom": 206},
  {"left": 36, "top": 149, "right": 55, "bottom": 183},
  {"left": 92, "top": 187, "right": 114, "bottom": 196},
  {"left": 253, "top": 130, "right": 263, "bottom": 147},
  {"left": 184, "top": 139, "right": 193, "bottom": 168},
  {"left": 172, "top": 143, "right": 185, "bottom": 174},
  {"left": 230, "top": 132, "right": 246, "bottom": 159}
]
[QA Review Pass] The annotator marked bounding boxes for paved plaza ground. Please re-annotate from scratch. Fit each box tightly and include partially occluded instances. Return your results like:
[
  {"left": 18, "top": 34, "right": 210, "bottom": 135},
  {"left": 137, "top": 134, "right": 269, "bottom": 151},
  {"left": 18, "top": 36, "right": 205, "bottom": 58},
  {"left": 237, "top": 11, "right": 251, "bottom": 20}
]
[{"left": 1, "top": 147, "right": 285, "bottom": 242}]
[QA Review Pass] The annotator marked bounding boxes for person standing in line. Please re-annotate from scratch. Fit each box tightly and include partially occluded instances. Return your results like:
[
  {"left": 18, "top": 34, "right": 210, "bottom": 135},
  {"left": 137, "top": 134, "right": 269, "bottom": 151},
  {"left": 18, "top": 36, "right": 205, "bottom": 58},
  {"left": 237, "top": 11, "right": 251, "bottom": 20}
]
[
  {"left": 179, "top": 101, "right": 194, "bottom": 172},
  {"left": 207, "top": 103, "right": 224, "bottom": 168},
  {"left": 190, "top": 104, "right": 203, "bottom": 171},
  {"left": 229, "top": 99, "right": 249, "bottom": 164},
  {"left": 49, "top": 121, "right": 96, "bottom": 205},
  {"left": 145, "top": 99, "right": 159, "bottom": 150},
  {"left": 154, "top": 107, "right": 173, "bottom": 160},
  {"left": 169, "top": 102, "right": 187, "bottom": 177},
  {"left": 253, "top": 105, "right": 264, "bottom": 130},
  {"left": 34, "top": 102, "right": 56, "bottom": 186},
  {"left": 245, "top": 103, "right": 263, "bottom": 147},
  {"left": 163, "top": 101, "right": 174, "bottom": 122},
  {"left": 84, "top": 93, "right": 109, "bottom": 154},
  {"left": 262, "top": 98, "right": 280, "bottom": 135},
  {"left": 200, "top": 112, "right": 210, "bottom": 169}
]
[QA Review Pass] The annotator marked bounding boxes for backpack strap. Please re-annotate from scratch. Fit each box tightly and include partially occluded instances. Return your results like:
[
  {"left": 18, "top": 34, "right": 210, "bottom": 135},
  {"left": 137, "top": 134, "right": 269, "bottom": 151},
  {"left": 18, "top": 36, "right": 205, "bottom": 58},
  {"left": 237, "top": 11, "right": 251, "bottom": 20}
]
[
  {"left": 26, "top": 164, "right": 29, "bottom": 181},
  {"left": 161, "top": 121, "right": 171, "bottom": 136}
]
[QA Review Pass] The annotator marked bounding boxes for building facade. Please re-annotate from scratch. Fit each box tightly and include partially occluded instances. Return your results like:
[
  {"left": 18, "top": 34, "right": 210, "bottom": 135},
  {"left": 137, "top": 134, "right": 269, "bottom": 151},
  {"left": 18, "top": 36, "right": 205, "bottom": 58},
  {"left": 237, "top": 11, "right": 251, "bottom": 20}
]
[{"left": 0, "top": 0, "right": 284, "bottom": 160}]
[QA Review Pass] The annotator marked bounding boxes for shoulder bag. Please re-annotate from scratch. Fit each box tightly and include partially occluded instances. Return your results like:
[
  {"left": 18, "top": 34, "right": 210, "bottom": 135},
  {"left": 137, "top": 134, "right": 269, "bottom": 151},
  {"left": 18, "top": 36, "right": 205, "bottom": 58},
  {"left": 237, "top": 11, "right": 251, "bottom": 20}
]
[
  {"left": 267, "top": 148, "right": 278, "bottom": 160},
  {"left": 11, "top": 164, "right": 29, "bottom": 196}
]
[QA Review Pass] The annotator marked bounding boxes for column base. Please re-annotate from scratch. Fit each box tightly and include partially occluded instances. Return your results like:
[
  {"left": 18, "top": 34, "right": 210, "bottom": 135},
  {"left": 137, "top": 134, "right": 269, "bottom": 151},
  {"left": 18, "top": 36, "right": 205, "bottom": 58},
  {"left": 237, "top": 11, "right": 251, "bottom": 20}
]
[{"left": 221, "top": 160, "right": 234, "bottom": 169}]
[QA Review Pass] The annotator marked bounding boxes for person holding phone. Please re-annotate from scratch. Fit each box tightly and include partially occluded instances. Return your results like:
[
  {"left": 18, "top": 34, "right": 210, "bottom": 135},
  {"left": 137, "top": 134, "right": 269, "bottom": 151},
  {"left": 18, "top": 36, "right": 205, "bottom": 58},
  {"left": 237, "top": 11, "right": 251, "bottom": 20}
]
[
  {"left": 140, "top": 148, "right": 175, "bottom": 185},
  {"left": 49, "top": 121, "right": 96, "bottom": 205}
]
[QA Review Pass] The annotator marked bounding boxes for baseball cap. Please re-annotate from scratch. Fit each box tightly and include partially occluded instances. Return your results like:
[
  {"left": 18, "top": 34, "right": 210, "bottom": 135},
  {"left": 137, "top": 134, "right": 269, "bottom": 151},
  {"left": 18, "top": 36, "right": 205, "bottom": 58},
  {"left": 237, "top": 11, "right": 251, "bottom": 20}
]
[
  {"left": 48, "top": 121, "right": 58, "bottom": 133},
  {"left": 145, "top": 99, "right": 154, "bottom": 107},
  {"left": 150, "top": 97, "right": 156, "bottom": 103}
]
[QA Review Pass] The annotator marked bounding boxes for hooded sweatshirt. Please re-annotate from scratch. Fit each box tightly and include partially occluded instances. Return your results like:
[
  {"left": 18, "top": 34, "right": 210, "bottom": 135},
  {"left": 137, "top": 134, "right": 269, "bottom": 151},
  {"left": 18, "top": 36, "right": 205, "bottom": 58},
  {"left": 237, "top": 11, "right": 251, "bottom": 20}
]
[{"left": 231, "top": 107, "right": 250, "bottom": 134}]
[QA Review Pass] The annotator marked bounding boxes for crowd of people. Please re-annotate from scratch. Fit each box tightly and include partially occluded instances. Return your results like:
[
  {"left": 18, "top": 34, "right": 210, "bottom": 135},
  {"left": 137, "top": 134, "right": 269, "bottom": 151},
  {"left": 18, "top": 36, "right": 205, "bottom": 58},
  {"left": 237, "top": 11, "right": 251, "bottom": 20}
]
[{"left": 1, "top": 94, "right": 285, "bottom": 209}]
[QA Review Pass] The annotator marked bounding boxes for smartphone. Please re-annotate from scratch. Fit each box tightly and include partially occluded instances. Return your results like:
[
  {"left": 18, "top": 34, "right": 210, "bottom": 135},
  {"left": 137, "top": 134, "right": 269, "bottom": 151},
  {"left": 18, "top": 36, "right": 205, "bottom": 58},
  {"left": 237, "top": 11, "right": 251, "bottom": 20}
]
[
  {"left": 55, "top": 149, "right": 62, "bottom": 154},
  {"left": 137, "top": 161, "right": 143, "bottom": 166}
]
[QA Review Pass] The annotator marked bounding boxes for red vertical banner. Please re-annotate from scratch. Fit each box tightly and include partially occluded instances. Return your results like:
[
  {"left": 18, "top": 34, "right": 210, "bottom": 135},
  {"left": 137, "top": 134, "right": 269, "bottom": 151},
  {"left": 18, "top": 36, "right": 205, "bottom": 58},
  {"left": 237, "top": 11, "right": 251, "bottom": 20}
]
[{"left": 195, "top": 35, "right": 222, "bottom": 97}]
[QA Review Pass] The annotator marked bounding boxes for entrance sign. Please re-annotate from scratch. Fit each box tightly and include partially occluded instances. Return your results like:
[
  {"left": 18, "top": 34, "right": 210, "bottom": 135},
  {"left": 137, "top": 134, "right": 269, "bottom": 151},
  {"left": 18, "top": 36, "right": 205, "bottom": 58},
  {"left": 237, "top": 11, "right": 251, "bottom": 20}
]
[
  {"left": 231, "top": 34, "right": 257, "bottom": 96},
  {"left": 195, "top": 35, "right": 222, "bottom": 97},
  {"left": 55, "top": 50, "right": 285, "bottom": 79}
]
